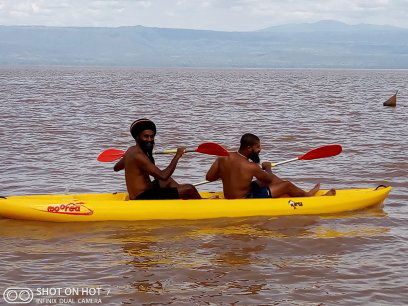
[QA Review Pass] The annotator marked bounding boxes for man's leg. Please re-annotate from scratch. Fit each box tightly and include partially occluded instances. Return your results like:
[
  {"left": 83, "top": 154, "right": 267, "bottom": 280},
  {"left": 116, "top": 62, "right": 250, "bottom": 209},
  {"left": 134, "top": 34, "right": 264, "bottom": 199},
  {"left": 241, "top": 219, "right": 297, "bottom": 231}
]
[
  {"left": 158, "top": 177, "right": 179, "bottom": 188},
  {"left": 269, "top": 181, "right": 320, "bottom": 198},
  {"left": 256, "top": 172, "right": 284, "bottom": 188},
  {"left": 177, "top": 184, "right": 201, "bottom": 199}
]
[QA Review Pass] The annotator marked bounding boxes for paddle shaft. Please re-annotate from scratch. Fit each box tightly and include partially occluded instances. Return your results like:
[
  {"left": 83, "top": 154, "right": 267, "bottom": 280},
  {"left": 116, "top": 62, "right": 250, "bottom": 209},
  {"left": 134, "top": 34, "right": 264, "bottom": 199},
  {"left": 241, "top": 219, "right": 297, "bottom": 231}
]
[
  {"left": 271, "top": 157, "right": 299, "bottom": 167},
  {"left": 154, "top": 149, "right": 195, "bottom": 154}
]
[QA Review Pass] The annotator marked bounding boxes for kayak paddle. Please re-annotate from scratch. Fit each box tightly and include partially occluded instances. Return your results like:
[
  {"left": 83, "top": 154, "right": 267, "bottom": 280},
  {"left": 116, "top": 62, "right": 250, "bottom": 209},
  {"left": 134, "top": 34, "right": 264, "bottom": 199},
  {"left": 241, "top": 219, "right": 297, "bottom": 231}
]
[
  {"left": 97, "top": 148, "right": 125, "bottom": 163},
  {"left": 193, "top": 144, "right": 343, "bottom": 186},
  {"left": 270, "top": 144, "right": 342, "bottom": 167},
  {"left": 97, "top": 142, "right": 229, "bottom": 162}
]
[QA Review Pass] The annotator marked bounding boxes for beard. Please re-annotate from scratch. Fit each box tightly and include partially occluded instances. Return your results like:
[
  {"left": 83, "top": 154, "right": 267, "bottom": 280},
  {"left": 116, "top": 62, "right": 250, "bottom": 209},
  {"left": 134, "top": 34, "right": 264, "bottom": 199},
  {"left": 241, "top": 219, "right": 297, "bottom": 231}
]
[
  {"left": 138, "top": 139, "right": 155, "bottom": 164},
  {"left": 248, "top": 151, "right": 260, "bottom": 164}
]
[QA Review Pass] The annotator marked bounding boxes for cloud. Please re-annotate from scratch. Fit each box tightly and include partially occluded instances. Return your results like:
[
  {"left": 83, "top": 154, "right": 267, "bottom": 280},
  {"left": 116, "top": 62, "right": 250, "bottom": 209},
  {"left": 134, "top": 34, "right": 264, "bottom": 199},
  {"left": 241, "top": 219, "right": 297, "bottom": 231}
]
[{"left": 0, "top": 0, "right": 407, "bottom": 30}]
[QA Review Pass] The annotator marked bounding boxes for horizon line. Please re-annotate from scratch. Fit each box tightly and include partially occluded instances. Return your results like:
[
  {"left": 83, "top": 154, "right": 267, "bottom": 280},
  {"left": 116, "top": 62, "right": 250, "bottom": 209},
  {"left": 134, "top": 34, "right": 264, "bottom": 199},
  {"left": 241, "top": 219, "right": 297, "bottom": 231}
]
[{"left": 1, "top": 20, "right": 407, "bottom": 32}]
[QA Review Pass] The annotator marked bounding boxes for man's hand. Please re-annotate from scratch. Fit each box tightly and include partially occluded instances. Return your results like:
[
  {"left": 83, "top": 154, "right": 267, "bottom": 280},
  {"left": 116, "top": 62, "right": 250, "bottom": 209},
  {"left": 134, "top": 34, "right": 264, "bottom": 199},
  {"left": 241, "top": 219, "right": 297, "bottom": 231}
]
[
  {"left": 175, "top": 147, "right": 186, "bottom": 158},
  {"left": 262, "top": 161, "right": 272, "bottom": 171}
]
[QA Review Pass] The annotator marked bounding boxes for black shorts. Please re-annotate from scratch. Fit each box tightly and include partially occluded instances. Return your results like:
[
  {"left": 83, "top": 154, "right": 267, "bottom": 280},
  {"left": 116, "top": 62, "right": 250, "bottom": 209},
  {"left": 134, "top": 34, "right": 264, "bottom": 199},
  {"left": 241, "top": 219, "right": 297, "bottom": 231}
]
[
  {"left": 246, "top": 181, "right": 272, "bottom": 198},
  {"left": 134, "top": 187, "right": 179, "bottom": 200}
]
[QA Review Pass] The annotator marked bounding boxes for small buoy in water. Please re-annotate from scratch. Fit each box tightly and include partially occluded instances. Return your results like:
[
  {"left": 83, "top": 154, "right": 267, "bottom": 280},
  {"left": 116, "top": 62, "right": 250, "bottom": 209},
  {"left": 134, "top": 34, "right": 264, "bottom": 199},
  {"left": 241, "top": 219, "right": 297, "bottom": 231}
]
[{"left": 383, "top": 90, "right": 398, "bottom": 107}]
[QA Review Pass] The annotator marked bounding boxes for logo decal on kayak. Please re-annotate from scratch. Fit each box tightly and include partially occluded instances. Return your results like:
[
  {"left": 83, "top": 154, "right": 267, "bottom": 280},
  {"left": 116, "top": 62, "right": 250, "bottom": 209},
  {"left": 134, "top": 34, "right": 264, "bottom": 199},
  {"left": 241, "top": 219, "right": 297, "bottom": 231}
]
[
  {"left": 289, "top": 200, "right": 303, "bottom": 209},
  {"left": 38, "top": 202, "right": 93, "bottom": 216}
]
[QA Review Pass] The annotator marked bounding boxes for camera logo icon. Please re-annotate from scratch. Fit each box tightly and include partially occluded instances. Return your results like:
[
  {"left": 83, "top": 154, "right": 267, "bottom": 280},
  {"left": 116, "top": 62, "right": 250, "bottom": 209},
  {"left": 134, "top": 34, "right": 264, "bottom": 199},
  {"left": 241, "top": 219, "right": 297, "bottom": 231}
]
[{"left": 3, "top": 288, "right": 34, "bottom": 304}]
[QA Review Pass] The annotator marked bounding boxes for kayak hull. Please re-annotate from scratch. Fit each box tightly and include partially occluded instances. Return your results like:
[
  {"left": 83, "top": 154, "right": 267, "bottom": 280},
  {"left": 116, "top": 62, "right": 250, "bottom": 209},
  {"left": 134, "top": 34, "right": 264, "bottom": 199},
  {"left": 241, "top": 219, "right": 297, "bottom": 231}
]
[{"left": 0, "top": 186, "right": 391, "bottom": 222}]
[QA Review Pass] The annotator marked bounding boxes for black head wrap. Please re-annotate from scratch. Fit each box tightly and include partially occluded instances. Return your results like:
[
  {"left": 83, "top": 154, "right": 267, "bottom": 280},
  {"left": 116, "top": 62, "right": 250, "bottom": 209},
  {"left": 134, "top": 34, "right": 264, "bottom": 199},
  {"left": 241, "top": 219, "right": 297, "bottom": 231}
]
[
  {"left": 130, "top": 118, "right": 156, "bottom": 164},
  {"left": 130, "top": 118, "right": 156, "bottom": 139}
]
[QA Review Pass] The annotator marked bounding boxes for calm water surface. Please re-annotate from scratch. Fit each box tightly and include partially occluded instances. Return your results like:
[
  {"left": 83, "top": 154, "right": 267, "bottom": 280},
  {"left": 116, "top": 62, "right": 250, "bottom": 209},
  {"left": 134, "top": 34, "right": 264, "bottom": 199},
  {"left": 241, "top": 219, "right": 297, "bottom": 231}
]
[{"left": 0, "top": 67, "right": 407, "bottom": 305}]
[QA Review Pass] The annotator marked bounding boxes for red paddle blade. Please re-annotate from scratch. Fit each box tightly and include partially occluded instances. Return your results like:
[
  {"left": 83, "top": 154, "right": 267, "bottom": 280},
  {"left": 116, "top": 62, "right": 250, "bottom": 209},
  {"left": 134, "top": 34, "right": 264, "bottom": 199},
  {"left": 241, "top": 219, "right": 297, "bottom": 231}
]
[
  {"left": 299, "top": 145, "right": 342, "bottom": 160},
  {"left": 194, "top": 142, "right": 229, "bottom": 156},
  {"left": 97, "top": 148, "right": 125, "bottom": 162}
]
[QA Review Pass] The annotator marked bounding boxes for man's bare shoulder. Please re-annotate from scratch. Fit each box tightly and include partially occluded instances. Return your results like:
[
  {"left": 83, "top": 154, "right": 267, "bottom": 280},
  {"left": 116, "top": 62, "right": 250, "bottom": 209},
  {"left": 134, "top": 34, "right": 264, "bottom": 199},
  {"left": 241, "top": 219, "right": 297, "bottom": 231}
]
[
  {"left": 245, "top": 161, "right": 262, "bottom": 173},
  {"left": 216, "top": 155, "right": 229, "bottom": 162},
  {"left": 125, "top": 146, "right": 146, "bottom": 161}
]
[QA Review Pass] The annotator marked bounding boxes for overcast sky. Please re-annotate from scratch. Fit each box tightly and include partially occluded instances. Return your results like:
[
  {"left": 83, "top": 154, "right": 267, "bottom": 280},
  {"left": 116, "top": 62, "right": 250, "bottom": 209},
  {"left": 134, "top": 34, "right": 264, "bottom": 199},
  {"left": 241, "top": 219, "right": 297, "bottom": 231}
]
[{"left": 0, "top": 0, "right": 407, "bottom": 31}]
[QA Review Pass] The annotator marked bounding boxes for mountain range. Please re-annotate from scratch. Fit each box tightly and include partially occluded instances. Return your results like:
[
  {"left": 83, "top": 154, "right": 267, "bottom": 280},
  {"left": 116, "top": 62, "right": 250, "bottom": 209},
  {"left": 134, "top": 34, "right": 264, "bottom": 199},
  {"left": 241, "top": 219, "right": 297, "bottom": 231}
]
[{"left": 1, "top": 20, "right": 407, "bottom": 68}]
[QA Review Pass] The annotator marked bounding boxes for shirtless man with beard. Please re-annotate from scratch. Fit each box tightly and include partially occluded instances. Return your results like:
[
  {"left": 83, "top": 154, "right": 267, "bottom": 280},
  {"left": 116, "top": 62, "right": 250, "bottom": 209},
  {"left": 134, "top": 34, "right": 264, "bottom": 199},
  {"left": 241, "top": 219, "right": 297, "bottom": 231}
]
[
  {"left": 114, "top": 118, "right": 201, "bottom": 200},
  {"left": 206, "top": 133, "right": 335, "bottom": 199}
]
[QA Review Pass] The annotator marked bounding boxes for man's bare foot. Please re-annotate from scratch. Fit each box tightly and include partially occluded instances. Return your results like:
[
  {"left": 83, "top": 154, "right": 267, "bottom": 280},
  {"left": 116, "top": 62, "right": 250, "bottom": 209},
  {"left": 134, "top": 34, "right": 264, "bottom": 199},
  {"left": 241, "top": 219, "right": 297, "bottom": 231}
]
[
  {"left": 306, "top": 183, "right": 320, "bottom": 197},
  {"left": 323, "top": 189, "right": 336, "bottom": 196}
]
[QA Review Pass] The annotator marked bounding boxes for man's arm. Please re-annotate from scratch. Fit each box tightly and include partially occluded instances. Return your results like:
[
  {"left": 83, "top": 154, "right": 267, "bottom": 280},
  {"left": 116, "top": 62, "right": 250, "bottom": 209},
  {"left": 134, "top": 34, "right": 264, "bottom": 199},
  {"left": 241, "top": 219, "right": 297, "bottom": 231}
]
[
  {"left": 206, "top": 158, "right": 220, "bottom": 181},
  {"left": 139, "top": 148, "right": 185, "bottom": 181},
  {"left": 261, "top": 162, "right": 284, "bottom": 184},
  {"left": 252, "top": 165, "right": 274, "bottom": 185},
  {"left": 114, "top": 157, "right": 125, "bottom": 172}
]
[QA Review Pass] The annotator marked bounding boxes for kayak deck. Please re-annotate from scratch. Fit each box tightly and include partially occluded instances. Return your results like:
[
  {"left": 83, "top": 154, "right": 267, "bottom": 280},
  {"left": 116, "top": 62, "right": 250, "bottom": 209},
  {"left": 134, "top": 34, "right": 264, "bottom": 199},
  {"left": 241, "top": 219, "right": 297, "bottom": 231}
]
[{"left": 0, "top": 186, "right": 391, "bottom": 222}]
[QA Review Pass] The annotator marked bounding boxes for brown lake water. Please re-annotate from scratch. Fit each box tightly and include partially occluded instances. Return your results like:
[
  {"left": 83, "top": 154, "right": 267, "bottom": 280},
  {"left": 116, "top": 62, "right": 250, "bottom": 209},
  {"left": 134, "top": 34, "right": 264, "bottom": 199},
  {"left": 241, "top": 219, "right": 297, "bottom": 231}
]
[{"left": 0, "top": 67, "right": 407, "bottom": 305}]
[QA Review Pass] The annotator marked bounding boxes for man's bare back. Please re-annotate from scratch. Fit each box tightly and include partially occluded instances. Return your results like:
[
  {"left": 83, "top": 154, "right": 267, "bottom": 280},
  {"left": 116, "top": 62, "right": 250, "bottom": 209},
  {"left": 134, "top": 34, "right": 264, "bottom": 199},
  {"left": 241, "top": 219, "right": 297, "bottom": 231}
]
[{"left": 206, "top": 152, "right": 267, "bottom": 198}]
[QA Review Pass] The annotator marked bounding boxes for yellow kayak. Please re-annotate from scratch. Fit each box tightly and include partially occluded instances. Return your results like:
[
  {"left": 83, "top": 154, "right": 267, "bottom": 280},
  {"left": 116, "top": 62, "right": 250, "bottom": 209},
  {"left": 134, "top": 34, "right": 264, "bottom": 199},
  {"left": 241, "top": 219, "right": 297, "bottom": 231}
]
[{"left": 0, "top": 186, "right": 391, "bottom": 222}]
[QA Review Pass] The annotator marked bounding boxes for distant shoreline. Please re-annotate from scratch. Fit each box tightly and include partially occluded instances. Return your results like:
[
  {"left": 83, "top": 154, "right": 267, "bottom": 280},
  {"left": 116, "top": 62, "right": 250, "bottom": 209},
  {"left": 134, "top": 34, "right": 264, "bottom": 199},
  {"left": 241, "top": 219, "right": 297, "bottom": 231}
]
[
  {"left": 1, "top": 65, "right": 408, "bottom": 71},
  {"left": 1, "top": 21, "right": 408, "bottom": 69}
]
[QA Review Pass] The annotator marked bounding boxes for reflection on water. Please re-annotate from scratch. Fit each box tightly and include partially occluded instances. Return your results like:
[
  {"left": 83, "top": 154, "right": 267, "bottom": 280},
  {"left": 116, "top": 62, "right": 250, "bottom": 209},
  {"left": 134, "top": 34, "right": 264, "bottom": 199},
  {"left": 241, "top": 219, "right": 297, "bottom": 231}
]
[
  {"left": 0, "top": 214, "right": 402, "bottom": 304},
  {"left": 0, "top": 67, "right": 407, "bottom": 304}
]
